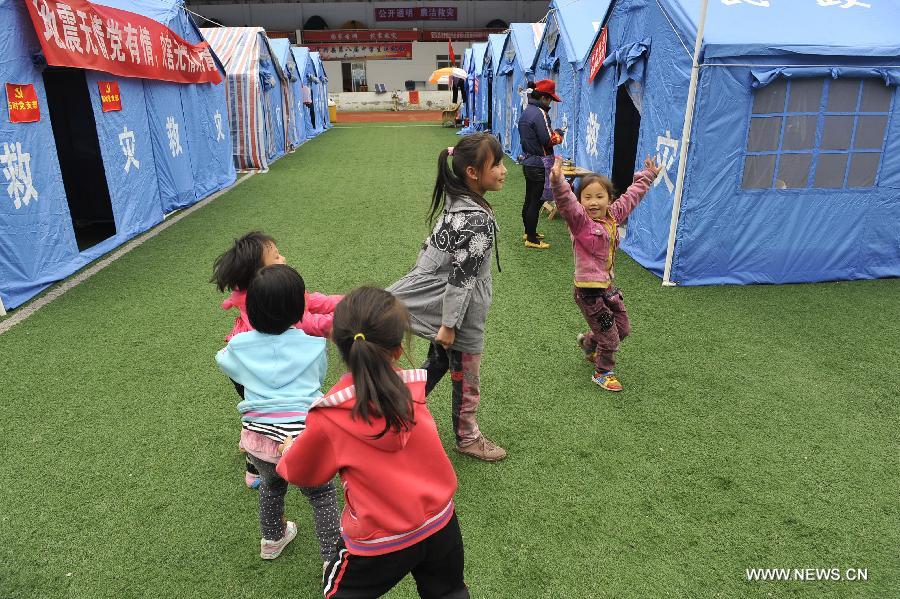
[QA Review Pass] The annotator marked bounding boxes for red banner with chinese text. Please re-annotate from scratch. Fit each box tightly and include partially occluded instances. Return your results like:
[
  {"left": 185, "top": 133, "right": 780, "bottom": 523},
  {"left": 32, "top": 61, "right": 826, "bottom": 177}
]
[
  {"left": 24, "top": 0, "right": 221, "bottom": 85},
  {"left": 305, "top": 43, "right": 413, "bottom": 61},
  {"left": 6, "top": 84, "right": 40, "bottom": 123},
  {"left": 98, "top": 80, "right": 122, "bottom": 111},
  {"left": 588, "top": 27, "right": 608, "bottom": 84},
  {"left": 374, "top": 6, "right": 457, "bottom": 21}
]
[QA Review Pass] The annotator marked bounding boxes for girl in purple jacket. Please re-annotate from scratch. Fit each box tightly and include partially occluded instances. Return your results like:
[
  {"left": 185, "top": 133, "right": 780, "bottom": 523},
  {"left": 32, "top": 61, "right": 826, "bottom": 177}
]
[{"left": 549, "top": 155, "right": 660, "bottom": 392}]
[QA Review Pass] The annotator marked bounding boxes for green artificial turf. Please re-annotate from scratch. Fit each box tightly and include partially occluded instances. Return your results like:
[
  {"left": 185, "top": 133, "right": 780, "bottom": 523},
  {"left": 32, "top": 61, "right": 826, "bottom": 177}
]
[{"left": 1, "top": 123, "right": 898, "bottom": 599}]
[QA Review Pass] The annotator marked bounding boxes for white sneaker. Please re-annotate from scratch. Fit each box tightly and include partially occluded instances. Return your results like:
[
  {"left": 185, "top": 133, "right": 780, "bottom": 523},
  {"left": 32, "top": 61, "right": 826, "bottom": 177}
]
[{"left": 260, "top": 521, "right": 297, "bottom": 560}]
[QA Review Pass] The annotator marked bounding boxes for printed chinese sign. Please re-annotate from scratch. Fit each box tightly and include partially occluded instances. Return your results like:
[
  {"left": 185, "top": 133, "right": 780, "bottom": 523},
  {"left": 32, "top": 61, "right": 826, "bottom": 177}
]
[
  {"left": 98, "top": 80, "right": 122, "bottom": 111},
  {"left": 5, "top": 84, "right": 40, "bottom": 123},
  {"left": 305, "top": 43, "right": 413, "bottom": 61},
  {"left": 588, "top": 27, "right": 607, "bottom": 84},
  {"left": 374, "top": 6, "right": 457, "bottom": 21},
  {"left": 420, "top": 29, "right": 503, "bottom": 42},
  {"left": 301, "top": 29, "right": 419, "bottom": 43},
  {"left": 25, "top": 0, "right": 222, "bottom": 85}
]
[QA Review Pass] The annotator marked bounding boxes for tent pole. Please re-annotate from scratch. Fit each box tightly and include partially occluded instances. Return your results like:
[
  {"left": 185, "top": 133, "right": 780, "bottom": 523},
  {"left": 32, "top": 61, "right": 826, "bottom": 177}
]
[{"left": 662, "top": 0, "right": 709, "bottom": 286}]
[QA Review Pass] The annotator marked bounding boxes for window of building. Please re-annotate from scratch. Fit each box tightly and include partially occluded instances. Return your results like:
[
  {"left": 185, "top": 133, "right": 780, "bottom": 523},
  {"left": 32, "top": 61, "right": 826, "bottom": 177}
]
[
  {"left": 742, "top": 78, "right": 893, "bottom": 190},
  {"left": 435, "top": 54, "right": 451, "bottom": 90},
  {"left": 342, "top": 62, "right": 368, "bottom": 92}
]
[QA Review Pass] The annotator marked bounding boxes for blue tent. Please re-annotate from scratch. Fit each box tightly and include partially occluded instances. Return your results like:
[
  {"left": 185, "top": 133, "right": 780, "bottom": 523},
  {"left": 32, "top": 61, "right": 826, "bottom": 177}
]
[
  {"left": 494, "top": 23, "right": 544, "bottom": 159},
  {"left": 460, "top": 49, "right": 474, "bottom": 130},
  {"left": 484, "top": 33, "right": 508, "bottom": 133},
  {"left": 582, "top": 0, "right": 900, "bottom": 285},
  {"left": 269, "top": 39, "right": 304, "bottom": 150},
  {"left": 261, "top": 36, "right": 288, "bottom": 162},
  {"left": 291, "top": 47, "right": 317, "bottom": 140},
  {"left": 310, "top": 52, "right": 331, "bottom": 132},
  {"left": 469, "top": 43, "right": 489, "bottom": 131},
  {"left": 532, "top": 0, "right": 606, "bottom": 164},
  {"left": 0, "top": 0, "right": 235, "bottom": 311}
]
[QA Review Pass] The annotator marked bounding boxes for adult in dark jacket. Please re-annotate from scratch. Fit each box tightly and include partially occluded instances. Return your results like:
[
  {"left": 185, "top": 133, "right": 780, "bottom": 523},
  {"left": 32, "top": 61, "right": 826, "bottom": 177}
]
[{"left": 517, "top": 79, "right": 564, "bottom": 249}]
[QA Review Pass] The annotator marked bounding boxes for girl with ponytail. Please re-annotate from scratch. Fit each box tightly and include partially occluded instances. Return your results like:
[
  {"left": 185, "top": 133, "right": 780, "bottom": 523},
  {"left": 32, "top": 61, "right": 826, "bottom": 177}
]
[
  {"left": 388, "top": 133, "right": 508, "bottom": 462},
  {"left": 277, "top": 287, "right": 468, "bottom": 598}
]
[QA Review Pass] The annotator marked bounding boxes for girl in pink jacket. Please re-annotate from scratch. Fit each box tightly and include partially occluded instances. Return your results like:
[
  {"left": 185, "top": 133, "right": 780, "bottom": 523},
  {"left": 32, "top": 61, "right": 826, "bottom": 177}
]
[
  {"left": 213, "top": 231, "right": 342, "bottom": 342},
  {"left": 549, "top": 156, "right": 659, "bottom": 392},
  {"left": 212, "top": 231, "right": 342, "bottom": 487}
]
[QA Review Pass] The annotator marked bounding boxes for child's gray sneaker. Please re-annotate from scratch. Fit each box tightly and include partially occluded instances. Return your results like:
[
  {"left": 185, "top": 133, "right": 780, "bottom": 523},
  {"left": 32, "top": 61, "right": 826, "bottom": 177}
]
[
  {"left": 260, "top": 521, "right": 297, "bottom": 560},
  {"left": 577, "top": 333, "right": 596, "bottom": 362}
]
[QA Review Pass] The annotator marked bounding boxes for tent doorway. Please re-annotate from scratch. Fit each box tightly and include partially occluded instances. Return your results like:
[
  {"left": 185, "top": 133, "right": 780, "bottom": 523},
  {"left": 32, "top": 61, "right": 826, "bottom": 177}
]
[
  {"left": 612, "top": 84, "right": 641, "bottom": 194},
  {"left": 308, "top": 97, "right": 317, "bottom": 129},
  {"left": 42, "top": 67, "right": 115, "bottom": 251}
]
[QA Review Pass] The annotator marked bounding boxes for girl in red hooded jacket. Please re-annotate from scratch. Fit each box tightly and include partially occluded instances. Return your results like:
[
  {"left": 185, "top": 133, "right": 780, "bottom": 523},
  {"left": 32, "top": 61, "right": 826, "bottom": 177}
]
[{"left": 277, "top": 287, "right": 468, "bottom": 599}]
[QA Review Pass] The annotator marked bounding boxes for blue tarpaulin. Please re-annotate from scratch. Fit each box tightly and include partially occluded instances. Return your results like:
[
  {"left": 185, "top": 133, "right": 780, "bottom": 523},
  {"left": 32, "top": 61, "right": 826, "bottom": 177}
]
[
  {"left": 493, "top": 22, "right": 544, "bottom": 159},
  {"left": 270, "top": 38, "right": 305, "bottom": 149},
  {"left": 291, "top": 47, "right": 319, "bottom": 140},
  {"left": 532, "top": 0, "right": 610, "bottom": 164},
  {"left": 579, "top": 0, "right": 899, "bottom": 285},
  {"left": 310, "top": 52, "right": 331, "bottom": 132},
  {"left": 0, "top": 0, "right": 235, "bottom": 309}
]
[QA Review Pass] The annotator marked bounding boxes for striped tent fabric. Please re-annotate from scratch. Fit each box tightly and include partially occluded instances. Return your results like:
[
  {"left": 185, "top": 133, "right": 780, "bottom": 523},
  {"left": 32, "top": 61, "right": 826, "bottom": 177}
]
[{"left": 201, "top": 27, "right": 288, "bottom": 171}]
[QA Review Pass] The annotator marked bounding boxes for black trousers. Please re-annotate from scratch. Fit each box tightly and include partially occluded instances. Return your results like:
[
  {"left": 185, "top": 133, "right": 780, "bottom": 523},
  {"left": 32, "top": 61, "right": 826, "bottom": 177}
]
[
  {"left": 421, "top": 343, "right": 469, "bottom": 444},
  {"left": 522, "top": 165, "right": 546, "bottom": 242},
  {"left": 322, "top": 513, "right": 469, "bottom": 599},
  {"left": 230, "top": 379, "right": 259, "bottom": 476}
]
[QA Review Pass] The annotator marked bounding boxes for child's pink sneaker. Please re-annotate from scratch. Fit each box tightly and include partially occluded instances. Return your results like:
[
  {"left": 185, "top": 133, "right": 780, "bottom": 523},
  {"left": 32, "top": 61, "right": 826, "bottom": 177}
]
[{"left": 245, "top": 471, "right": 260, "bottom": 489}]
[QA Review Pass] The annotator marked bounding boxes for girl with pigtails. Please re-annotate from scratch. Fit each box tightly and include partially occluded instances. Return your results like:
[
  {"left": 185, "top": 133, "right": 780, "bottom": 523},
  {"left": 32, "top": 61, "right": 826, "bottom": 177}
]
[
  {"left": 388, "top": 133, "right": 508, "bottom": 462},
  {"left": 277, "top": 287, "right": 469, "bottom": 597}
]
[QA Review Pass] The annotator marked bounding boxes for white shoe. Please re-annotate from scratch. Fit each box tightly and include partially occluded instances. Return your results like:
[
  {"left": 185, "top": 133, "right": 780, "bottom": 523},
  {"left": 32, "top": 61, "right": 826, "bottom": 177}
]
[{"left": 260, "top": 521, "right": 297, "bottom": 560}]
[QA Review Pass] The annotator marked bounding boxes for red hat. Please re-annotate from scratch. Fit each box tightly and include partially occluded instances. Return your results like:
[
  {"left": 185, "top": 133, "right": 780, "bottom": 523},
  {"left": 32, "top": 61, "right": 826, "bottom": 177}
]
[{"left": 533, "top": 79, "right": 562, "bottom": 102}]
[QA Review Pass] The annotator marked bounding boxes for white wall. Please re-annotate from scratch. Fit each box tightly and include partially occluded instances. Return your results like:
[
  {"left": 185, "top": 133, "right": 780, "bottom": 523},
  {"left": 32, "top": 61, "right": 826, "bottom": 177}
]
[
  {"left": 190, "top": 1, "right": 550, "bottom": 31},
  {"left": 332, "top": 90, "right": 453, "bottom": 112},
  {"left": 321, "top": 41, "right": 472, "bottom": 95},
  {"left": 350, "top": 42, "right": 471, "bottom": 91}
]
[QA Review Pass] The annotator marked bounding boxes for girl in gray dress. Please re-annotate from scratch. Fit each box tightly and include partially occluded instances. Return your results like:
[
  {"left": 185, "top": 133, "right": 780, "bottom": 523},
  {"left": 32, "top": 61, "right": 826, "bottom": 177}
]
[{"left": 388, "top": 133, "right": 508, "bottom": 461}]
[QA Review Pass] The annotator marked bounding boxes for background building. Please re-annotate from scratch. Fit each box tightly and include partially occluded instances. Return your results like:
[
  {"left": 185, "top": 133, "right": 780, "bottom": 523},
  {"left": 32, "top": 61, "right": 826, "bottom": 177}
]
[{"left": 187, "top": 1, "right": 549, "bottom": 94}]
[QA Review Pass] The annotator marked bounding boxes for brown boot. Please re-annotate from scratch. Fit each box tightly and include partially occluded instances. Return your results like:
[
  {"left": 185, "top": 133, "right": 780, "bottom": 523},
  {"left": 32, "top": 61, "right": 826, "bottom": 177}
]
[{"left": 455, "top": 435, "right": 507, "bottom": 462}]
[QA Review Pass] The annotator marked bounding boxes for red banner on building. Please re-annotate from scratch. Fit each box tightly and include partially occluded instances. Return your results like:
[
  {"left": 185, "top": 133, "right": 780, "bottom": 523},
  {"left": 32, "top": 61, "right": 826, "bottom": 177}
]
[
  {"left": 98, "top": 80, "right": 122, "bottom": 111},
  {"left": 301, "top": 29, "right": 419, "bottom": 43},
  {"left": 420, "top": 29, "right": 503, "bottom": 42},
  {"left": 306, "top": 42, "right": 412, "bottom": 61},
  {"left": 374, "top": 6, "right": 457, "bottom": 21},
  {"left": 6, "top": 84, "right": 40, "bottom": 123},
  {"left": 588, "top": 27, "right": 608, "bottom": 84},
  {"left": 24, "top": 0, "right": 222, "bottom": 85}
]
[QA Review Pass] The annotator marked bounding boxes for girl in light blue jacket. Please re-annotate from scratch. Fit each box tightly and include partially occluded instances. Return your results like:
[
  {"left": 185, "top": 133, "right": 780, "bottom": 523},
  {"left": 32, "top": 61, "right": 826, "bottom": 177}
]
[{"left": 216, "top": 265, "right": 340, "bottom": 563}]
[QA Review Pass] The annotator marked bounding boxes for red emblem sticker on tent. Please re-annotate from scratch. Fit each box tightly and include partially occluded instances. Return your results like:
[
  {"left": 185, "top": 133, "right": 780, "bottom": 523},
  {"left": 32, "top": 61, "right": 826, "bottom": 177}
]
[
  {"left": 99, "top": 81, "right": 123, "bottom": 112},
  {"left": 5, "top": 83, "right": 40, "bottom": 123}
]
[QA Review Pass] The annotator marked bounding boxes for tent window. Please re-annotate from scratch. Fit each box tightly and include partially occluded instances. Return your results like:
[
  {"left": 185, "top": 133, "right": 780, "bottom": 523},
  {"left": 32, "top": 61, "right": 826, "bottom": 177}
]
[{"left": 742, "top": 78, "right": 893, "bottom": 190}]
